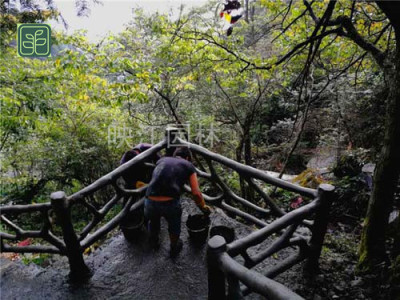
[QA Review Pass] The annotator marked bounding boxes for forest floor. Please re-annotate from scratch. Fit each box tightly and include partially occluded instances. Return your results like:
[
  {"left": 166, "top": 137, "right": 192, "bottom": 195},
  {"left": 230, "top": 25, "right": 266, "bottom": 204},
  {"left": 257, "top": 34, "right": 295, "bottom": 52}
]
[
  {"left": 0, "top": 198, "right": 392, "bottom": 300},
  {"left": 282, "top": 221, "right": 392, "bottom": 300}
]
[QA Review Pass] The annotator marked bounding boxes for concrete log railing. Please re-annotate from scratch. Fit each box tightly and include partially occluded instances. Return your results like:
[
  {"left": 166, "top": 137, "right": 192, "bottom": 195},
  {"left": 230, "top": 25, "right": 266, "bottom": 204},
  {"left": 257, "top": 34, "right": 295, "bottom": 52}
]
[
  {"left": 206, "top": 184, "right": 335, "bottom": 299},
  {"left": 0, "top": 138, "right": 166, "bottom": 281},
  {"left": 207, "top": 236, "right": 305, "bottom": 300},
  {"left": 0, "top": 127, "right": 335, "bottom": 297}
]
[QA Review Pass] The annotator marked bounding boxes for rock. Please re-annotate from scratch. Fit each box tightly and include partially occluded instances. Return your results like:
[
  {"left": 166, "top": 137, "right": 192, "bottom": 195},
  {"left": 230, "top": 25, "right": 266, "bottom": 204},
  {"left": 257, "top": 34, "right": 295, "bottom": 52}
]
[
  {"left": 361, "top": 163, "right": 375, "bottom": 174},
  {"left": 307, "top": 149, "right": 336, "bottom": 170},
  {"left": 315, "top": 274, "right": 325, "bottom": 283},
  {"left": 345, "top": 266, "right": 354, "bottom": 275},
  {"left": 350, "top": 278, "right": 362, "bottom": 287},
  {"left": 329, "top": 257, "right": 344, "bottom": 267},
  {"left": 334, "top": 284, "right": 345, "bottom": 292},
  {"left": 335, "top": 257, "right": 345, "bottom": 265},
  {"left": 313, "top": 294, "right": 323, "bottom": 300},
  {"left": 389, "top": 210, "right": 399, "bottom": 225},
  {"left": 296, "top": 227, "right": 311, "bottom": 237}
]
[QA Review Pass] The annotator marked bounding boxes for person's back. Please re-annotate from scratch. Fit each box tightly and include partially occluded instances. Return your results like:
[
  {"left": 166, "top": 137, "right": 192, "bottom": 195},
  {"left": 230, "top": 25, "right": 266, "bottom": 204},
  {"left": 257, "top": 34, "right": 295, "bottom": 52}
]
[
  {"left": 144, "top": 147, "right": 210, "bottom": 257},
  {"left": 145, "top": 157, "right": 195, "bottom": 199}
]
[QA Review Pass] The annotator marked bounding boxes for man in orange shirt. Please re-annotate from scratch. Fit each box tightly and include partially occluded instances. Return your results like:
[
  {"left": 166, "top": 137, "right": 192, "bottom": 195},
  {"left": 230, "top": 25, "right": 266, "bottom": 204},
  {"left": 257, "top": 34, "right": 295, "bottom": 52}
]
[{"left": 144, "top": 147, "right": 211, "bottom": 256}]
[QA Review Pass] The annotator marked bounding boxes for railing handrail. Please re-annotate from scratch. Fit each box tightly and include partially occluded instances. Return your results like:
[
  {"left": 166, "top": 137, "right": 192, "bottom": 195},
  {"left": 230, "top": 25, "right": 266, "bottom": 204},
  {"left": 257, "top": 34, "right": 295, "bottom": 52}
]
[
  {"left": 219, "top": 252, "right": 305, "bottom": 300},
  {"left": 80, "top": 197, "right": 144, "bottom": 250},
  {"left": 0, "top": 203, "right": 51, "bottom": 214},
  {"left": 207, "top": 184, "right": 335, "bottom": 299},
  {"left": 177, "top": 138, "right": 318, "bottom": 198},
  {"left": 207, "top": 235, "right": 306, "bottom": 300},
  {"left": 227, "top": 199, "right": 318, "bottom": 256},
  {"left": 69, "top": 139, "right": 167, "bottom": 201}
]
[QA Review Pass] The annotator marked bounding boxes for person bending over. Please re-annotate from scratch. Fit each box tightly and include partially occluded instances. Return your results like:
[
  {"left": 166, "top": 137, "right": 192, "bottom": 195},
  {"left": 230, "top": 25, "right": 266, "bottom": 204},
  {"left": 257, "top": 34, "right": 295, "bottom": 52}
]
[
  {"left": 144, "top": 147, "right": 211, "bottom": 256},
  {"left": 120, "top": 143, "right": 160, "bottom": 189}
]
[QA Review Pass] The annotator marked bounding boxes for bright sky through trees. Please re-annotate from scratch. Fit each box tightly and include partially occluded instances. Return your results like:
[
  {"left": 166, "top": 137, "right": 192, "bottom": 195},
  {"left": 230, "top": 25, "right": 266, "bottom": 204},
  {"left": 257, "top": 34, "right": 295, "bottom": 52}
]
[{"left": 50, "top": 0, "right": 208, "bottom": 41}]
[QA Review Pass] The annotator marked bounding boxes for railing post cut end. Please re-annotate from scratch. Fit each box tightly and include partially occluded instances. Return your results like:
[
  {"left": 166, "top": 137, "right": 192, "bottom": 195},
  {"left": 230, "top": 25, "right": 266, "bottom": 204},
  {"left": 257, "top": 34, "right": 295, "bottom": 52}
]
[
  {"left": 305, "top": 184, "right": 335, "bottom": 274},
  {"left": 51, "top": 191, "right": 92, "bottom": 282},
  {"left": 207, "top": 235, "right": 227, "bottom": 300}
]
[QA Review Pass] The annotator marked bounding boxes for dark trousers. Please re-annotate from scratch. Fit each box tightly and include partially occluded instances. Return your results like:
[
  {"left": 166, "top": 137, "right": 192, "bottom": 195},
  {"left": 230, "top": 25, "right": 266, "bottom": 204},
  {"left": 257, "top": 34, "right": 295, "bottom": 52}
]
[{"left": 144, "top": 197, "right": 182, "bottom": 237}]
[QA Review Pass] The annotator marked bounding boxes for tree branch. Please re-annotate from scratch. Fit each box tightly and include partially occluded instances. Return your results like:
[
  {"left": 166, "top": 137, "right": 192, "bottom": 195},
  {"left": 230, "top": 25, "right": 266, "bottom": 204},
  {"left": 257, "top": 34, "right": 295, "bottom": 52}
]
[
  {"left": 153, "top": 88, "right": 183, "bottom": 126},
  {"left": 335, "top": 16, "right": 386, "bottom": 67}
]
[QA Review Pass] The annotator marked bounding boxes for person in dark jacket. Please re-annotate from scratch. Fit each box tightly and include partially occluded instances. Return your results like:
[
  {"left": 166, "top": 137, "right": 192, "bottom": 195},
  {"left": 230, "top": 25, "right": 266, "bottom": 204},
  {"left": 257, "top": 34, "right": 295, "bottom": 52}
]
[
  {"left": 144, "top": 147, "right": 211, "bottom": 256},
  {"left": 120, "top": 143, "right": 160, "bottom": 189}
]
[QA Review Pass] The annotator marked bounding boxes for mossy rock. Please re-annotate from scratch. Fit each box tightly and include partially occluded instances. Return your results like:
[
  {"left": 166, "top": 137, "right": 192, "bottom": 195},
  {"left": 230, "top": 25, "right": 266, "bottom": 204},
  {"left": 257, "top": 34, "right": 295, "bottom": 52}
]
[{"left": 292, "top": 169, "right": 325, "bottom": 189}]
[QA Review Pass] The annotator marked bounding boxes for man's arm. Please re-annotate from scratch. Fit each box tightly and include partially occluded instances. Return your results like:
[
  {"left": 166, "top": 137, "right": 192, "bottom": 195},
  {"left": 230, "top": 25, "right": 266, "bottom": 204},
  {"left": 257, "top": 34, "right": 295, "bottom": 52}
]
[
  {"left": 189, "top": 173, "right": 204, "bottom": 206},
  {"left": 189, "top": 173, "right": 211, "bottom": 214}
]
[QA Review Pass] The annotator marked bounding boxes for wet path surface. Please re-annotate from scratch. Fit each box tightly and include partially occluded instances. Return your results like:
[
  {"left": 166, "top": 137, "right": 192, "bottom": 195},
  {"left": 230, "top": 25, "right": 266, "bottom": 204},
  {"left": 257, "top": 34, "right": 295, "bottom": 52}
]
[{"left": 0, "top": 198, "right": 305, "bottom": 299}]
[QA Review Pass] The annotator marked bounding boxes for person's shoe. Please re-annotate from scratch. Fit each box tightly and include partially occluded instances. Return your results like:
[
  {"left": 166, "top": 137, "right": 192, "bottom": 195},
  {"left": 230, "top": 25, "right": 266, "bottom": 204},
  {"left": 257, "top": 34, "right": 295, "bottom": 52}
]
[{"left": 170, "top": 239, "right": 183, "bottom": 257}]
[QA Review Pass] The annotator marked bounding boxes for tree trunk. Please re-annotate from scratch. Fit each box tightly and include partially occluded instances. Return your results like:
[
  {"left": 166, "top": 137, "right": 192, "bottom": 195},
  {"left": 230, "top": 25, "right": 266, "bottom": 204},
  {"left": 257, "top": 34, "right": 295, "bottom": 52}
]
[
  {"left": 243, "top": 131, "right": 255, "bottom": 202},
  {"left": 244, "top": 132, "right": 252, "bottom": 166},
  {"left": 244, "top": 0, "right": 249, "bottom": 23},
  {"left": 358, "top": 25, "right": 400, "bottom": 271},
  {"left": 235, "top": 135, "right": 244, "bottom": 164},
  {"left": 236, "top": 133, "right": 247, "bottom": 199},
  {"left": 236, "top": 130, "right": 254, "bottom": 201},
  {"left": 20, "top": 179, "right": 48, "bottom": 203}
]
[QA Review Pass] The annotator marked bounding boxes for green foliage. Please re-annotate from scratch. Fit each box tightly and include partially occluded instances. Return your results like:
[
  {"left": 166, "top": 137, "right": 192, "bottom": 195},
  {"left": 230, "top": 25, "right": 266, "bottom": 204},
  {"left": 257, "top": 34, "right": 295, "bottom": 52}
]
[
  {"left": 1, "top": 27, "right": 133, "bottom": 203},
  {"left": 21, "top": 253, "right": 51, "bottom": 267},
  {"left": 333, "top": 149, "right": 370, "bottom": 178},
  {"left": 333, "top": 175, "right": 370, "bottom": 220},
  {"left": 0, "top": 222, "right": 13, "bottom": 235},
  {"left": 225, "top": 170, "right": 241, "bottom": 194},
  {"left": 333, "top": 155, "right": 362, "bottom": 178},
  {"left": 273, "top": 188, "right": 298, "bottom": 209},
  {"left": 0, "top": 2, "right": 396, "bottom": 277}
]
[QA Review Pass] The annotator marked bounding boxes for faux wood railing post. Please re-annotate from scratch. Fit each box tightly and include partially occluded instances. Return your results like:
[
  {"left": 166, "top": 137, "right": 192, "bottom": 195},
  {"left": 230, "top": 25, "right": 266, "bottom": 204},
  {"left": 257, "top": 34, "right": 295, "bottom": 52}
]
[
  {"left": 305, "top": 184, "right": 335, "bottom": 272},
  {"left": 51, "top": 191, "right": 91, "bottom": 281},
  {"left": 207, "top": 235, "right": 227, "bottom": 300},
  {"left": 227, "top": 274, "right": 243, "bottom": 299}
]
